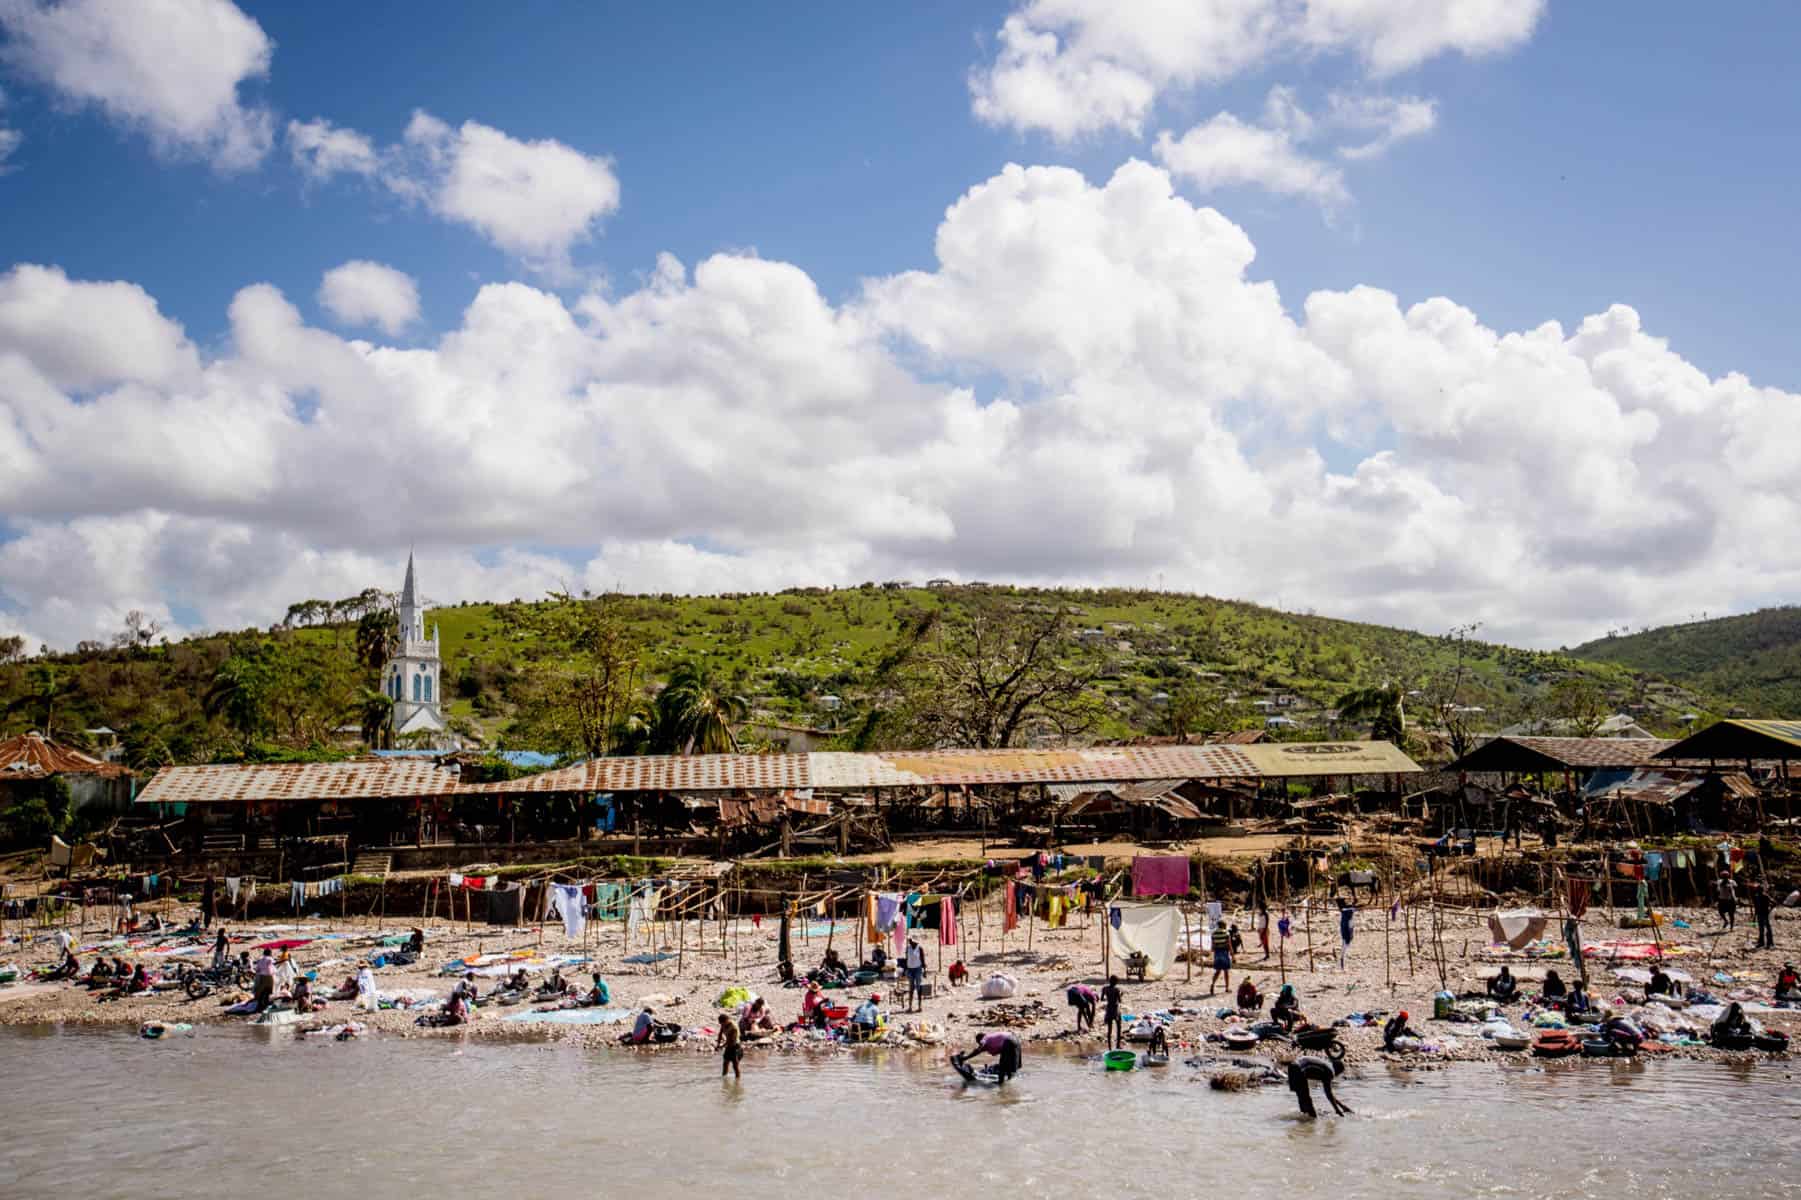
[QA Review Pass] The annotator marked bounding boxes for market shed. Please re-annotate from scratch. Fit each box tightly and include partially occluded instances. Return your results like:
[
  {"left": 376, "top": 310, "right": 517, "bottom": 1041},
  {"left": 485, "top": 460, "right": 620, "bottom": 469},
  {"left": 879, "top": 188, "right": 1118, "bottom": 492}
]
[
  {"left": 1653, "top": 719, "right": 1801, "bottom": 766},
  {"left": 1445, "top": 736, "right": 1676, "bottom": 776}
]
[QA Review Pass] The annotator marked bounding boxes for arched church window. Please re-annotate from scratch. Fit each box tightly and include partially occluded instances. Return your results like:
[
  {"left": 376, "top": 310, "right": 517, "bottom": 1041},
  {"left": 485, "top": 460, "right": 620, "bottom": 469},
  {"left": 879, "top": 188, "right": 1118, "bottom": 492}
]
[
  {"left": 423, "top": 674, "right": 433, "bottom": 702},
  {"left": 413, "top": 674, "right": 422, "bottom": 702}
]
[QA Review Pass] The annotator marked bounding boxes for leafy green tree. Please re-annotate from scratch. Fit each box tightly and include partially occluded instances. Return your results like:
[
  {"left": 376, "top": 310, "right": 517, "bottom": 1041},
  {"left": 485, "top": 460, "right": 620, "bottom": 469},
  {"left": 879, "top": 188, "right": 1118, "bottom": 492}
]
[
  {"left": 877, "top": 597, "right": 1101, "bottom": 748},
  {"left": 1335, "top": 681, "right": 1407, "bottom": 745},
  {"left": 203, "top": 642, "right": 280, "bottom": 749}
]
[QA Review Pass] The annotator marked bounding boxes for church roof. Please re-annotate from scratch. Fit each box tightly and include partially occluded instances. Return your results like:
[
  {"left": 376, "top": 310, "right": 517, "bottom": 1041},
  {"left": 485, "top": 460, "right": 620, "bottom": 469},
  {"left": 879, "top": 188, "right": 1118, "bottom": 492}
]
[
  {"left": 396, "top": 706, "right": 447, "bottom": 735},
  {"left": 0, "top": 732, "right": 130, "bottom": 780},
  {"left": 400, "top": 552, "right": 417, "bottom": 609}
]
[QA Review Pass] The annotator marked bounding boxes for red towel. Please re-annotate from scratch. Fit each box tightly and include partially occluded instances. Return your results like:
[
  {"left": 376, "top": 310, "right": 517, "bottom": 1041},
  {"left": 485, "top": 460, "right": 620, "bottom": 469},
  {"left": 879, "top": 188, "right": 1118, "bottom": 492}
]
[
  {"left": 940, "top": 898, "right": 957, "bottom": 946},
  {"left": 1567, "top": 879, "right": 1590, "bottom": 919},
  {"left": 1132, "top": 855, "right": 1190, "bottom": 897},
  {"left": 1003, "top": 881, "right": 1018, "bottom": 933}
]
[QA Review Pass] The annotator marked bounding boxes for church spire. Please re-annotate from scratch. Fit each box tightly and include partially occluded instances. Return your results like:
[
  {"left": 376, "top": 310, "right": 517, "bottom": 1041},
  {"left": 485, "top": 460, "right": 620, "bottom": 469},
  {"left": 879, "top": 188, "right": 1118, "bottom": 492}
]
[{"left": 401, "top": 551, "right": 417, "bottom": 610}]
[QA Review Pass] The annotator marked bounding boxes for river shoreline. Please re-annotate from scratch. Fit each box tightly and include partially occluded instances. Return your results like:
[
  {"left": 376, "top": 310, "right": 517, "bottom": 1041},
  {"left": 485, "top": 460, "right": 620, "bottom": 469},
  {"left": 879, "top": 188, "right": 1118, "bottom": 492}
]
[{"left": 5, "top": 900, "right": 1794, "bottom": 1069}]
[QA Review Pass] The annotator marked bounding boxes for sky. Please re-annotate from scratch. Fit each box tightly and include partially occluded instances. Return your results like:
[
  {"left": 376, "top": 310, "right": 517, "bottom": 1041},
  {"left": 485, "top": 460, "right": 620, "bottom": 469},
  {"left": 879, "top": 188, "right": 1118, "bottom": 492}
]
[{"left": 1, "top": 0, "right": 1799, "bottom": 653}]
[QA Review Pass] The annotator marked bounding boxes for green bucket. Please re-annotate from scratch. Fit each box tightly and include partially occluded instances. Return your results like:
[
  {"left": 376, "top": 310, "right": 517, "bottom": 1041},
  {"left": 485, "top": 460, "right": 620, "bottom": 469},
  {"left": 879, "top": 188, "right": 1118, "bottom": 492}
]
[{"left": 1104, "top": 1049, "right": 1137, "bottom": 1071}]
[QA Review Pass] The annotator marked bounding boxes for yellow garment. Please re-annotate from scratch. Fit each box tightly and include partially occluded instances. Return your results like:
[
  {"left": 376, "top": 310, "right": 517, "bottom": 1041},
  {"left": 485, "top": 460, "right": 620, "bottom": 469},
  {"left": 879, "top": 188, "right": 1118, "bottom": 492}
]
[
  {"left": 1046, "top": 894, "right": 1065, "bottom": 929},
  {"left": 865, "top": 893, "right": 882, "bottom": 944}
]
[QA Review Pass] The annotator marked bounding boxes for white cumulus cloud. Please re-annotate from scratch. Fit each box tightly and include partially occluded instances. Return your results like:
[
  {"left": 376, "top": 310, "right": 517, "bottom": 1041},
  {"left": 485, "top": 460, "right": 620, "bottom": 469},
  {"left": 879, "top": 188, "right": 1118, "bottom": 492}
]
[
  {"left": 2, "top": 156, "right": 1797, "bottom": 655},
  {"left": 281, "top": 109, "right": 620, "bottom": 276},
  {"left": 1154, "top": 113, "right": 1348, "bottom": 208},
  {"left": 286, "top": 116, "right": 378, "bottom": 181},
  {"left": 318, "top": 260, "right": 421, "bottom": 336},
  {"left": 971, "top": 0, "right": 1543, "bottom": 139},
  {"left": 0, "top": 0, "right": 274, "bottom": 170}
]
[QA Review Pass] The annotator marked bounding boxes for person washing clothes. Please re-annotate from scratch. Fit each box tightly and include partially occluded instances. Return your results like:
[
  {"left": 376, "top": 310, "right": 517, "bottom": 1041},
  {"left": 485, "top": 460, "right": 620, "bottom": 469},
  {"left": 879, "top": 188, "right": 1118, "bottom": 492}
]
[
  {"left": 1382, "top": 1010, "right": 1421, "bottom": 1051},
  {"left": 1066, "top": 983, "right": 1097, "bottom": 1032},
  {"left": 251, "top": 949, "right": 276, "bottom": 1011},
  {"left": 956, "top": 1031, "right": 1022, "bottom": 1083},
  {"left": 1288, "top": 1049, "right": 1351, "bottom": 1118},
  {"left": 1487, "top": 965, "right": 1519, "bottom": 1003},
  {"left": 850, "top": 994, "right": 883, "bottom": 1041}
]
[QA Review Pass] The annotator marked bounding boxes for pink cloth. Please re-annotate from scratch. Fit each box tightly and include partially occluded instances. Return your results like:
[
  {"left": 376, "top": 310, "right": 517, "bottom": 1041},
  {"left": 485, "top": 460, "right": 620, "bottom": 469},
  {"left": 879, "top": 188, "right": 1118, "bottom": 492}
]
[
  {"left": 940, "top": 898, "right": 957, "bottom": 947},
  {"left": 1132, "top": 855, "right": 1190, "bottom": 897},
  {"left": 1003, "top": 881, "right": 1019, "bottom": 933},
  {"left": 893, "top": 910, "right": 907, "bottom": 955}
]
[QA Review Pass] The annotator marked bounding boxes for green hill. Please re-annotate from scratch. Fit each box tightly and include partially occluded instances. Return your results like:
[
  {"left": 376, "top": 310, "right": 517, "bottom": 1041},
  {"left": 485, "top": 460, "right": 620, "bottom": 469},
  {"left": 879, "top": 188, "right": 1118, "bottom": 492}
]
[
  {"left": 1571, "top": 606, "right": 1801, "bottom": 718},
  {"left": 0, "top": 584, "right": 1730, "bottom": 767}
]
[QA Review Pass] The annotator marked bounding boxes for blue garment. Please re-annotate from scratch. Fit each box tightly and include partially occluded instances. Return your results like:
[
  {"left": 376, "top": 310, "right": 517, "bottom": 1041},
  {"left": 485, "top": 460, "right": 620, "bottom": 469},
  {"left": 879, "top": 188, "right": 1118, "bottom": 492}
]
[
  {"left": 1109, "top": 906, "right": 1122, "bottom": 930},
  {"left": 875, "top": 894, "right": 901, "bottom": 933},
  {"left": 1339, "top": 906, "right": 1355, "bottom": 945},
  {"left": 1646, "top": 852, "right": 1664, "bottom": 882}
]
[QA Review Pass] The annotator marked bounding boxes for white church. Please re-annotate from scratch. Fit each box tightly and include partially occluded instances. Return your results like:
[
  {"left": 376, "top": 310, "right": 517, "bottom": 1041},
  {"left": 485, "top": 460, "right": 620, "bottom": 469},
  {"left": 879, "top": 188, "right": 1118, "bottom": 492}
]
[{"left": 383, "top": 554, "right": 448, "bottom": 741}]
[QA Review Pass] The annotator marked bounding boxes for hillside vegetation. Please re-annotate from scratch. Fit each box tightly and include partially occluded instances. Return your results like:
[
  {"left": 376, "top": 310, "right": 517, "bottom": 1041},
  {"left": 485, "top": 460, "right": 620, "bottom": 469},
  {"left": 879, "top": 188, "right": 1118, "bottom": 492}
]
[
  {"left": 1572, "top": 606, "right": 1801, "bottom": 718},
  {"left": 0, "top": 584, "right": 1728, "bottom": 768}
]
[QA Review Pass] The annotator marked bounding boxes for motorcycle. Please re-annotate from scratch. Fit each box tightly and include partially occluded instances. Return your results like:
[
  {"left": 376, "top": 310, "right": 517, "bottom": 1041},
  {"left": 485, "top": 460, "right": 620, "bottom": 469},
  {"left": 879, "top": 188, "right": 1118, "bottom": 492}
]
[{"left": 179, "top": 959, "right": 253, "bottom": 999}]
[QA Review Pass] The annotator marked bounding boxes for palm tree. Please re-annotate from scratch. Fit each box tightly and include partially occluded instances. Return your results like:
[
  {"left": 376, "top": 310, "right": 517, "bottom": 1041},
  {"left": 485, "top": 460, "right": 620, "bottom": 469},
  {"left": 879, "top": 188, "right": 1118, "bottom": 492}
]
[
  {"left": 654, "top": 662, "right": 749, "bottom": 755},
  {"left": 1334, "top": 681, "right": 1407, "bottom": 745},
  {"left": 356, "top": 687, "right": 394, "bottom": 750}
]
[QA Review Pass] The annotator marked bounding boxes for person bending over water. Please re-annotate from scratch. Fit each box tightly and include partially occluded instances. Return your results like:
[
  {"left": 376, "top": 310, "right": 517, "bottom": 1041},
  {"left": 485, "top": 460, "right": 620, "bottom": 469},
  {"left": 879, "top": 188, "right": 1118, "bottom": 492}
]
[
  {"left": 1776, "top": 962, "right": 1799, "bottom": 1003},
  {"left": 1235, "top": 977, "right": 1263, "bottom": 1014},
  {"left": 956, "top": 1031, "right": 1022, "bottom": 1082},
  {"left": 1288, "top": 1049, "right": 1351, "bottom": 1118},
  {"left": 1067, "top": 983, "right": 1097, "bottom": 1032}
]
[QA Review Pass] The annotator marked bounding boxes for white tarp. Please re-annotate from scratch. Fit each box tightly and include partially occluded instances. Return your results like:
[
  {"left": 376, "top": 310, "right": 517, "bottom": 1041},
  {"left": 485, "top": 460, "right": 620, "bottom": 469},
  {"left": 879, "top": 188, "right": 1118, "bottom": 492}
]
[
  {"left": 1487, "top": 908, "right": 1548, "bottom": 950},
  {"left": 1107, "top": 903, "right": 1181, "bottom": 981}
]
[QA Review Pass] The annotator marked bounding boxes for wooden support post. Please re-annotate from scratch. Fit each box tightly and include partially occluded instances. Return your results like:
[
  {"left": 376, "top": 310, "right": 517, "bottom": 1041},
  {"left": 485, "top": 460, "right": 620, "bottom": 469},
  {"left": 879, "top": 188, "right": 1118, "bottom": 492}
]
[{"left": 1183, "top": 903, "right": 1193, "bottom": 982}]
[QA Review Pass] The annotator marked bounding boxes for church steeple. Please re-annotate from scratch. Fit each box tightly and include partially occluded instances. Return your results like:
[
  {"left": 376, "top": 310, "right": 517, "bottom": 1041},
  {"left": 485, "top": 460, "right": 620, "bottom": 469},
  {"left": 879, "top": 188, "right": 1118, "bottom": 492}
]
[
  {"left": 384, "top": 552, "right": 446, "bottom": 744},
  {"left": 398, "top": 551, "right": 423, "bottom": 643}
]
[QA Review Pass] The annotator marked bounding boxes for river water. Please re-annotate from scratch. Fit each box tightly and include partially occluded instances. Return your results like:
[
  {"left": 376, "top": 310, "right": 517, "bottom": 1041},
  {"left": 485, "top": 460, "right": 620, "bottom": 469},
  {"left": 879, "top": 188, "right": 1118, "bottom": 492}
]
[{"left": 4, "top": 1026, "right": 1797, "bottom": 1199}]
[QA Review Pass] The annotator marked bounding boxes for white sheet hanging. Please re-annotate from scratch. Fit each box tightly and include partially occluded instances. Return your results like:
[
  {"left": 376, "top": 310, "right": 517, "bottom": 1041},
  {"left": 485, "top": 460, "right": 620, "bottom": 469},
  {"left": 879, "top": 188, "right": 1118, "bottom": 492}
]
[{"left": 1107, "top": 903, "right": 1181, "bottom": 981}]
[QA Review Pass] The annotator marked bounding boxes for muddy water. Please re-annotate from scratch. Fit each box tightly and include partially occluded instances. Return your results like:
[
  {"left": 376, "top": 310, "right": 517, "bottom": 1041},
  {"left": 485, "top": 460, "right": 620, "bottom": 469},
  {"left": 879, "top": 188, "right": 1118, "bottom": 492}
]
[{"left": 4, "top": 1026, "right": 1798, "bottom": 1199}]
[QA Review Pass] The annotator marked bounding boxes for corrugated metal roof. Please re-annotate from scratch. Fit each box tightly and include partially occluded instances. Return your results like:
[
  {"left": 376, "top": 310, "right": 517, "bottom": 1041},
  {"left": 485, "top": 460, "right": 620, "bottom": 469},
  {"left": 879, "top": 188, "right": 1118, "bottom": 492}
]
[
  {"left": 139, "top": 740, "right": 1421, "bottom": 804},
  {"left": 136, "top": 759, "right": 462, "bottom": 805},
  {"left": 0, "top": 732, "right": 129, "bottom": 780},
  {"left": 1655, "top": 719, "right": 1801, "bottom": 761},
  {"left": 1449, "top": 736, "right": 1676, "bottom": 773},
  {"left": 463, "top": 754, "right": 811, "bottom": 795},
  {"left": 809, "top": 746, "right": 1263, "bottom": 788}
]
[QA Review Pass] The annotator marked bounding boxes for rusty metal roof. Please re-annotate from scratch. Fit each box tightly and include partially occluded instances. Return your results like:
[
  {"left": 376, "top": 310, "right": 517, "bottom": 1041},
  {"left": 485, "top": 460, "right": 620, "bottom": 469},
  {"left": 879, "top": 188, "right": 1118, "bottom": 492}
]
[
  {"left": 140, "top": 740, "right": 1421, "bottom": 804},
  {"left": 0, "top": 732, "right": 129, "bottom": 780},
  {"left": 1448, "top": 736, "right": 1676, "bottom": 773},
  {"left": 808, "top": 746, "right": 1262, "bottom": 788},
  {"left": 136, "top": 759, "right": 463, "bottom": 805},
  {"left": 463, "top": 754, "right": 812, "bottom": 795}
]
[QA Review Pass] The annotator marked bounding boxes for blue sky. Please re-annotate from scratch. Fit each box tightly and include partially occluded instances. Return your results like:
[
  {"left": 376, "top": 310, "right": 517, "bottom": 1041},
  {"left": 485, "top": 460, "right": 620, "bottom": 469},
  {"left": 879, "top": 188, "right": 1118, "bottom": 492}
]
[
  {"left": 1, "top": 0, "right": 1799, "bottom": 651},
  {"left": 4, "top": 2, "right": 1796, "bottom": 385}
]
